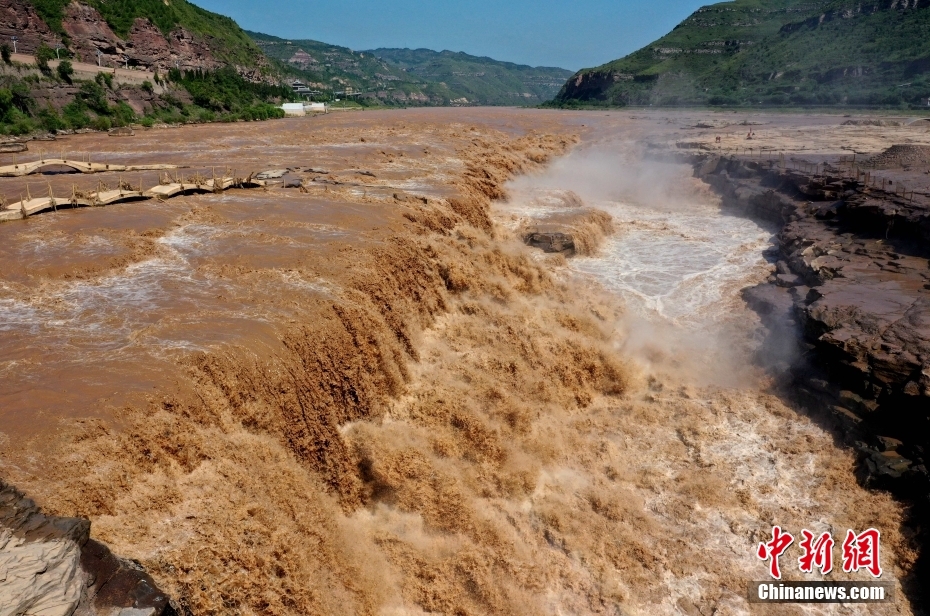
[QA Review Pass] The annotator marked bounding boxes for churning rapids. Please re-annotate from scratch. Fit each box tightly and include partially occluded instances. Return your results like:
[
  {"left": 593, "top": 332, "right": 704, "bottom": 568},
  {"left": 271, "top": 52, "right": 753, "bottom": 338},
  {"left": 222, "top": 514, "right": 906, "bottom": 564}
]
[
  {"left": 569, "top": 198, "right": 769, "bottom": 324},
  {"left": 0, "top": 110, "right": 919, "bottom": 615},
  {"left": 500, "top": 140, "right": 916, "bottom": 614},
  {"left": 510, "top": 152, "right": 770, "bottom": 325},
  {"left": 502, "top": 144, "right": 779, "bottom": 386}
]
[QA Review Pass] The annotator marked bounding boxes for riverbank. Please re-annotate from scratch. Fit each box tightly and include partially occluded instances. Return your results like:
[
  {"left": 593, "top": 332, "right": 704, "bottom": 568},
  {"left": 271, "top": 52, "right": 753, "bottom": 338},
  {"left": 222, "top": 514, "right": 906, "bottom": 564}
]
[{"left": 677, "top": 145, "right": 930, "bottom": 607}]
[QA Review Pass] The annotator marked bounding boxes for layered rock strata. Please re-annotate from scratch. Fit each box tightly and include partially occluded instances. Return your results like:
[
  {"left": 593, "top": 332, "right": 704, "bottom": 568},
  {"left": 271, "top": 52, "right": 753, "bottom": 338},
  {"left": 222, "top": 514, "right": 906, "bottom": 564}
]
[
  {"left": 0, "top": 1, "right": 258, "bottom": 75},
  {"left": 692, "top": 154, "right": 930, "bottom": 494},
  {"left": 61, "top": 5, "right": 221, "bottom": 72},
  {"left": 689, "top": 150, "right": 930, "bottom": 604},
  {"left": 0, "top": 0, "right": 62, "bottom": 54},
  {"left": 0, "top": 480, "right": 175, "bottom": 616}
]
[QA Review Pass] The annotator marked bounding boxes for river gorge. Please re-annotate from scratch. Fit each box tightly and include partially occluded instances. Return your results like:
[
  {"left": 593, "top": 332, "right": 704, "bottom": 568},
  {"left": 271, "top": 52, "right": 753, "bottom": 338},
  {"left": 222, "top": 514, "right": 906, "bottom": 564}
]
[{"left": 0, "top": 109, "right": 924, "bottom": 615}]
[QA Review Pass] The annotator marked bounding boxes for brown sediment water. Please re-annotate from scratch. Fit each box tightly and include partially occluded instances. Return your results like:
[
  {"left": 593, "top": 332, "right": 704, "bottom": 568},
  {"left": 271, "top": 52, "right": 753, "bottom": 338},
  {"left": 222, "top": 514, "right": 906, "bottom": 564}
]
[{"left": 0, "top": 109, "right": 919, "bottom": 614}]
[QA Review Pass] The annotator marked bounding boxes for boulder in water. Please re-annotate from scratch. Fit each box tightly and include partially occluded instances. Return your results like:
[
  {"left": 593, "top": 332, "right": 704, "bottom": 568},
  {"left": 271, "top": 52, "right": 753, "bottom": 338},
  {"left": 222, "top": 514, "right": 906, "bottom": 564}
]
[
  {"left": 108, "top": 127, "right": 135, "bottom": 137},
  {"left": 524, "top": 231, "right": 575, "bottom": 254},
  {"left": 0, "top": 142, "right": 27, "bottom": 153},
  {"left": 256, "top": 169, "right": 288, "bottom": 180}
]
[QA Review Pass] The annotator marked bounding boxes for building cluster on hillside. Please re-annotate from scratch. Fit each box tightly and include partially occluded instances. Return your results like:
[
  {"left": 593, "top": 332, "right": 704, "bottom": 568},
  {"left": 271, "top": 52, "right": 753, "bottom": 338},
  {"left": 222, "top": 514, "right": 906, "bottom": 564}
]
[{"left": 291, "top": 80, "right": 313, "bottom": 96}]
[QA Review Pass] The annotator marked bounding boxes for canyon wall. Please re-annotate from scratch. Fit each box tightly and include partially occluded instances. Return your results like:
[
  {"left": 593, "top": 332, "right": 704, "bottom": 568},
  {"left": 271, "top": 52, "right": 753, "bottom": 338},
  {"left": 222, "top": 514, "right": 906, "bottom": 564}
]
[
  {"left": 689, "top": 151, "right": 930, "bottom": 604},
  {"left": 0, "top": 1, "right": 266, "bottom": 76}
]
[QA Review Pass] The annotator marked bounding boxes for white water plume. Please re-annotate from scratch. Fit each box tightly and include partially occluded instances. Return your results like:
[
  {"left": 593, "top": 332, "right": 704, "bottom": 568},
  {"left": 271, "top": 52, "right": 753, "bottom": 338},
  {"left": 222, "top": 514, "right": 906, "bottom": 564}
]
[{"left": 504, "top": 142, "right": 774, "bottom": 386}]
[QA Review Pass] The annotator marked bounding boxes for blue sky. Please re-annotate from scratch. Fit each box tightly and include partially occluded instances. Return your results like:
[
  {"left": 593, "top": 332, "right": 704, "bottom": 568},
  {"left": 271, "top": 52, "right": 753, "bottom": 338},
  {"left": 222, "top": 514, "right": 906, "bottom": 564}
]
[{"left": 196, "top": 0, "right": 713, "bottom": 71}]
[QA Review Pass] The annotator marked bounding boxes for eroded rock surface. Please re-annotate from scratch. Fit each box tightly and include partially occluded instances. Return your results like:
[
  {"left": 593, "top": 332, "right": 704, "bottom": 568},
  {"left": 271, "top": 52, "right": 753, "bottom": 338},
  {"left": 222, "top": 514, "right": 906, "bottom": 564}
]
[
  {"left": 0, "top": 0, "right": 62, "bottom": 55},
  {"left": 61, "top": 6, "right": 222, "bottom": 73},
  {"left": 61, "top": 2, "right": 126, "bottom": 67},
  {"left": 125, "top": 19, "right": 222, "bottom": 74},
  {"left": 0, "top": 480, "right": 175, "bottom": 616},
  {"left": 524, "top": 230, "right": 575, "bottom": 254},
  {"left": 693, "top": 154, "right": 930, "bottom": 495}
]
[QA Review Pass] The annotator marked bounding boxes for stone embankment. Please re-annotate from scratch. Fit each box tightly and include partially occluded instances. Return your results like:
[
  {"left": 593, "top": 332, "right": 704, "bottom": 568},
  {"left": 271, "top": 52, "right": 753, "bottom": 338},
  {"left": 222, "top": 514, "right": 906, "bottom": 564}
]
[
  {"left": 687, "top": 151, "right": 930, "bottom": 496},
  {"left": 1, "top": 480, "right": 175, "bottom": 616}
]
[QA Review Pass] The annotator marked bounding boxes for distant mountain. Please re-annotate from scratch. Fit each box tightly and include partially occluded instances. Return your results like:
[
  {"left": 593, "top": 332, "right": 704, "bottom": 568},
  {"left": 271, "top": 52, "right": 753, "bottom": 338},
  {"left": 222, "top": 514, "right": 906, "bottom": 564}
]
[
  {"left": 553, "top": 0, "right": 930, "bottom": 108},
  {"left": 369, "top": 48, "right": 573, "bottom": 105},
  {"left": 248, "top": 31, "right": 573, "bottom": 106}
]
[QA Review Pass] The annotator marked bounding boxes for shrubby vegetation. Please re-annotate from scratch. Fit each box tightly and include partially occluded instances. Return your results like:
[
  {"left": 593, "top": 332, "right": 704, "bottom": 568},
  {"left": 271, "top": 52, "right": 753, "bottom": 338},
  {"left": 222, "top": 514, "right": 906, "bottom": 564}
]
[
  {"left": 56, "top": 60, "right": 73, "bottom": 84},
  {"left": 0, "top": 0, "right": 297, "bottom": 137},
  {"left": 167, "top": 66, "right": 294, "bottom": 119},
  {"left": 0, "top": 64, "right": 291, "bottom": 136}
]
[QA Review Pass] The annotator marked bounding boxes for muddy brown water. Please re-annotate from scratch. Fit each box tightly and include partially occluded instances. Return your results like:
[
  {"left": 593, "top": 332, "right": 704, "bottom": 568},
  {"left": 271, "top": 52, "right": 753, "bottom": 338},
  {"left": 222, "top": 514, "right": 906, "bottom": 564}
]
[
  {"left": 0, "top": 110, "right": 516, "bottom": 437},
  {"left": 0, "top": 109, "right": 920, "bottom": 615}
]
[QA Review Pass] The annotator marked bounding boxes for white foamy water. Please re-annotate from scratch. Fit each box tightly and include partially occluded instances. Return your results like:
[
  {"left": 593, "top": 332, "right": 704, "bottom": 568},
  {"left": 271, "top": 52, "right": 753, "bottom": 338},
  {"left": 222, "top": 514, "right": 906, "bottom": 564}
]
[
  {"left": 501, "top": 145, "right": 772, "bottom": 330},
  {"left": 571, "top": 199, "right": 771, "bottom": 325},
  {"left": 500, "top": 153, "right": 776, "bottom": 385},
  {"left": 0, "top": 225, "right": 248, "bottom": 357},
  {"left": 499, "top": 190, "right": 771, "bottom": 328}
]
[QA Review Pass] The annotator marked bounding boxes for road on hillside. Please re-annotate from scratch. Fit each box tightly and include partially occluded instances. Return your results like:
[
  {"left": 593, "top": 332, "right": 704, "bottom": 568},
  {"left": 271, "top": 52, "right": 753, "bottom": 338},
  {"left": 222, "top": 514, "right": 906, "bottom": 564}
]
[{"left": 8, "top": 52, "right": 156, "bottom": 87}]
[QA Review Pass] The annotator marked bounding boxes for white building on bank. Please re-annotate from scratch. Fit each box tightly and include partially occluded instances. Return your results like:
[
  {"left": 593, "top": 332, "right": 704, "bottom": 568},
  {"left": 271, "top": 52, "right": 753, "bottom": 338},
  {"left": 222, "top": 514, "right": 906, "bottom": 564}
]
[{"left": 281, "top": 103, "right": 306, "bottom": 116}]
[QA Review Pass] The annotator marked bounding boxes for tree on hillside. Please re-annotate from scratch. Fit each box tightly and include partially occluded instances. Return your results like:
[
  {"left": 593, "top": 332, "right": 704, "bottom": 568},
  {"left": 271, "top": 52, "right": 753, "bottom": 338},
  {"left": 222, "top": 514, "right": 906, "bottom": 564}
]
[
  {"left": 95, "top": 72, "right": 114, "bottom": 89},
  {"left": 56, "top": 60, "right": 73, "bottom": 84},
  {"left": 36, "top": 44, "right": 56, "bottom": 76},
  {"left": 78, "top": 81, "right": 110, "bottom": 114}
]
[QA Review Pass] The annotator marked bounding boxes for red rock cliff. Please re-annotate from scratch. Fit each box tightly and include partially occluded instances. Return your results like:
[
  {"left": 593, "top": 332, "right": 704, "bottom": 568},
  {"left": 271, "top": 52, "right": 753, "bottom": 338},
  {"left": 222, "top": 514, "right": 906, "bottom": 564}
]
[
  {"left": 0, "top": 0, "right": 63, "bottom": 54},
  {"left": 61, "top": 2, "right": 224, "bottom": 72}
]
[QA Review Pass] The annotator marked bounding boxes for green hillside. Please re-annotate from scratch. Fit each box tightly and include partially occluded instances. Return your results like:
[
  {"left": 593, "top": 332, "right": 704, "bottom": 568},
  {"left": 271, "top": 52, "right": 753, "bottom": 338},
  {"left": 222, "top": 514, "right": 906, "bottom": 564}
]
[
  {"left": 249, "top": 31, "right": 572, "bottom": 106},
  {"left": 553, "top": 0, "right": 930, "bottom": 108},
  {"left": 28, "top": 0, "right": 266, "bottom": 68},
  {"left": 248, "top": 31, "right": 421, "bottom": 104},
  {"left": 370, "top": 48, "right": 573, "bottom": 105}
]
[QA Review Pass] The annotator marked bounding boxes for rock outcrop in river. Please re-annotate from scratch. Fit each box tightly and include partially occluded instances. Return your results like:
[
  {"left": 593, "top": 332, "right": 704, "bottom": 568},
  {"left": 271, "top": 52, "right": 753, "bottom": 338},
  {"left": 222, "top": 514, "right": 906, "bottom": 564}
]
[{"left": 1, "top": 479, "right": 174, "bottom": 616}]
